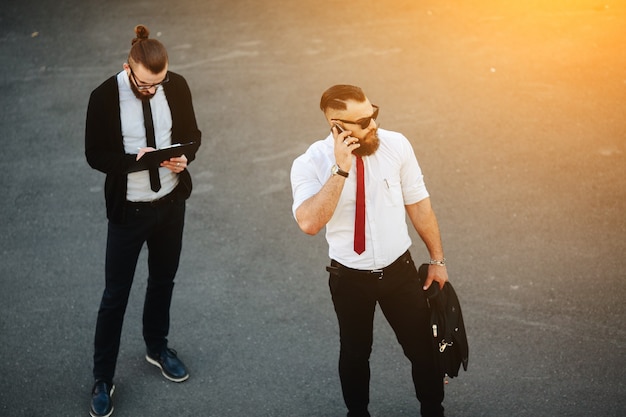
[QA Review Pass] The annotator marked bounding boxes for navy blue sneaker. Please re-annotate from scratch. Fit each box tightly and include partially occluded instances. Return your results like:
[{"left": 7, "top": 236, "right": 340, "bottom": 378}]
[
  {"left": 146, "top": 347, "right": 189, "bottom": 382},
  {"left": 90, "top": 380, "right": 114, "bottom": 417}
]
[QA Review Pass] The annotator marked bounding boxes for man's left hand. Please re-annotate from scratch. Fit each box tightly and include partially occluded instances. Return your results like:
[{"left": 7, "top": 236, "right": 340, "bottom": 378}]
[
  {"left": 161, "top": 154, "right": 188, "bottom": 173},
  {"left": 423, "top": 265, "right": 448, "bottom": 290}
]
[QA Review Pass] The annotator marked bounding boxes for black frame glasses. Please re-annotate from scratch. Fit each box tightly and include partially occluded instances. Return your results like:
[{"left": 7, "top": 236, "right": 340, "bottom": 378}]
[
  {"left": 333, "top": 105, "right": 379, "bottom": 129},
  {"left": 129, "top": 67, "right": 170, "bottom": 91}
]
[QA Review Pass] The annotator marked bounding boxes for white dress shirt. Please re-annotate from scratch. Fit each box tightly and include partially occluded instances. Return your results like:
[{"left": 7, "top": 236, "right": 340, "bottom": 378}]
[
  {"left": 291, "top": 128, "right": 430, "bottom": 270},
  {"left": 117, "top": 70, "right": 179, "bottom": 202}
]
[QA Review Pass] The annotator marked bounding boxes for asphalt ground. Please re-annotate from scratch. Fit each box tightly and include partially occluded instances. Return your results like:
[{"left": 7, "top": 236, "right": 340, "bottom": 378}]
[{"left": 1, "top": 0, "right": 625, "bottom": 416}]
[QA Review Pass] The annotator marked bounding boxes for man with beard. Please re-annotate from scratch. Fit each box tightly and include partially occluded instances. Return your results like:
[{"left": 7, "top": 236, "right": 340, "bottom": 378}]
[
  {"left": 290, "top": 85, "right": 448, "bottom": 417},
  {"left": 85, "top": 25, "right": 201, "bottom": 417}
]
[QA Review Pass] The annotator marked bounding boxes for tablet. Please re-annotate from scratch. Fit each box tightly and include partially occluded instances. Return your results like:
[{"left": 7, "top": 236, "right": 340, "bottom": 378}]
[{"left": 133, "top": 142, "right": 196, "bottom": 172}]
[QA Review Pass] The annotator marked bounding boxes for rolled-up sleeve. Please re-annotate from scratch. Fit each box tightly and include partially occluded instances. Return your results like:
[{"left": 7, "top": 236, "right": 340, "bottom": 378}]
[
  {"left": 291, "top": 153, "right": 323, "bottom": 219},
  {"left": 399, "top": 136, "right": 430, "bottom": 205}
]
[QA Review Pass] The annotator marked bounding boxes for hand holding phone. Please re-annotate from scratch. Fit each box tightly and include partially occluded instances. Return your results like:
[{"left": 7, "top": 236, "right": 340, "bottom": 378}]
[
  {"left": 332, "top": 123, "right": 357, "bottom": 146},
  {"left": 331, "top": 122, "right": 359, "bottom": 172}
]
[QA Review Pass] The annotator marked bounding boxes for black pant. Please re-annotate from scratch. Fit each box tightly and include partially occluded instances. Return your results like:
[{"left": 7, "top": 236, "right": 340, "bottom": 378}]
[
  {"left": 93, "top": 198, "right": 185, "bottom": 382},
  {"left": 328, "top": 251, "right": 444, "bottom": 417}
]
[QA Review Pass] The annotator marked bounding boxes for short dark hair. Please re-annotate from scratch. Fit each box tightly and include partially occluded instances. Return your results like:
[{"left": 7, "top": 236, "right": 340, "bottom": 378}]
[
  {"left": 128, "top": 25, "right": 168, "bottom": 74},
  {"left": 320, "top": 85, "right": 366, "bottom": 112}
]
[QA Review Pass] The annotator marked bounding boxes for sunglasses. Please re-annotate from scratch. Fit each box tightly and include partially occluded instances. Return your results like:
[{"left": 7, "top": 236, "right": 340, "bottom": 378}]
[
  {"left": 129, "top": 67, "right": 170, "bottom": 91},
  {"left": 333, "top": 105, "right": 379, "bottom": 129}
]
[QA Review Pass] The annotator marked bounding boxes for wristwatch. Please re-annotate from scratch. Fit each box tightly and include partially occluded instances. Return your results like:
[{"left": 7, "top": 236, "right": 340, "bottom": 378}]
[{"left": 331, "top": 164, "right": 349, "bottom": 178}]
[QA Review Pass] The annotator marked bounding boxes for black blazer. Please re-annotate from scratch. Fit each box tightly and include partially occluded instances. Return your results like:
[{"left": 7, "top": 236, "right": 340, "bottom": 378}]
[{"left": 85, "top": 71, "right": 201, "bottom": 223}]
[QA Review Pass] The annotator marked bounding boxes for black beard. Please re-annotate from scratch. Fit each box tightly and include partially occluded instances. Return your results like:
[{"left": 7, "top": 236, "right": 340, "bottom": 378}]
[
  {"left": 353, "top": 129, "right": 380, "bottom": 157},
  {"left": 130, "top": 81, "right": 155, "bottom": 100}
]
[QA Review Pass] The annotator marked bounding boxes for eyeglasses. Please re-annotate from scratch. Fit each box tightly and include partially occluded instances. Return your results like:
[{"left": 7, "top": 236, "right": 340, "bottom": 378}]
[
  {"left": 332, "top": 105, "right": 379, "bottom": 129},
  {"left": 129, "top": 67, "right": 170, "bottom": 91}
]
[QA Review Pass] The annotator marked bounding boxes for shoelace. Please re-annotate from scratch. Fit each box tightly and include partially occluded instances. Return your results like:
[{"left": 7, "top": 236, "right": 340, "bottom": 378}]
[
  {"left": 93, "top": 381, "right": 111, "bottom": 394},
  {"left": 164, "top": 348, "right": 178, "bottom": 358}
]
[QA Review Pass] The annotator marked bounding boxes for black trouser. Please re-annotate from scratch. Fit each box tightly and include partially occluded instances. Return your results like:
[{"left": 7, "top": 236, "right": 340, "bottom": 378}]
[
  {"left": 93, "top": 197, "right": 185, "bottom": 383},
  {"left": 328, "top": 251, "right": 444, "bottom": 417}
]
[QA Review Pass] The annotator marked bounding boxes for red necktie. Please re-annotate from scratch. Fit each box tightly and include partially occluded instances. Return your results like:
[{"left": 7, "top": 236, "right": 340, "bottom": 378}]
[{"left": 354, "top": 155, "right": 366, "bottom": 254}]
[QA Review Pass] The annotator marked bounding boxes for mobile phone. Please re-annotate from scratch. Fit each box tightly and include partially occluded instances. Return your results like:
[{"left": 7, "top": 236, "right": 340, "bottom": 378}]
[{"left": 332, "top": 123, "right": 345, "bottom": 133}]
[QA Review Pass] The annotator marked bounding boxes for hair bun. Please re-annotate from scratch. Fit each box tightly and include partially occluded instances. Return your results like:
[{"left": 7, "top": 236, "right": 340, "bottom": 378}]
[{"left": 131, "top": 24, "right": 150, "bottom": 45}]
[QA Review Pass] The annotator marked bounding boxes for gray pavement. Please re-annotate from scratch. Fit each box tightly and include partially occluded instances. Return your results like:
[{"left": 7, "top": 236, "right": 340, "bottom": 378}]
[{"left": 1, "top": 0, "right": 625, "bottom": 416}]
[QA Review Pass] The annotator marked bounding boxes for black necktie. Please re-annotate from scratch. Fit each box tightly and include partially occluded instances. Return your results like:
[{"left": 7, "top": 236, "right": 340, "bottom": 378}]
[{"left": 141, "top": 99, "right": 161, "bottom": 192}]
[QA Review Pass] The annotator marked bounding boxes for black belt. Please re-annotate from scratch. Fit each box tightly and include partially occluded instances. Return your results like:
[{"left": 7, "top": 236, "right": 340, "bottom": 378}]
[
  {"left": 127, "top": 192, "right": 178, "bottom": 208},
  {"left": 328, "top": 250, "right": 412, "bottom": 279}
]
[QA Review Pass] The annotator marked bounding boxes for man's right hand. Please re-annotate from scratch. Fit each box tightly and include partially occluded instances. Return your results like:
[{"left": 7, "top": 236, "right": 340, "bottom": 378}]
[
  {"left": 136, "top": 147, "right": 156, "bottom": 161},
  {"left": 332, "top": 125, "right": 360, "bottom": 172}
]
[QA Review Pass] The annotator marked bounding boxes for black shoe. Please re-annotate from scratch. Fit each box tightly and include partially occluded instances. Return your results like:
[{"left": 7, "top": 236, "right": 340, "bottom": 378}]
[
  {"left": 90, "top": 380, "right": 114, "bottom": 417},
  {"left": 146, "top": 347, "right": 189, "bottom": 382},
  {"left": 347, "top": 411, "right": 371, "bottom": 417}
]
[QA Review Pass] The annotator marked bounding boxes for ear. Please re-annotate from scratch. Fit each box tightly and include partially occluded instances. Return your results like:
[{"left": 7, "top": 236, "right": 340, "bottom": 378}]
[{"left": 122, "top": 63, "right": 130, "bottom": 71}]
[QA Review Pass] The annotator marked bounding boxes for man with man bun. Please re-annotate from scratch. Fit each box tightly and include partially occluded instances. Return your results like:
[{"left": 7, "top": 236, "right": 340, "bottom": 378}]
[{"left": 85, "top": 25, "right": 201, "bottom": 417}]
